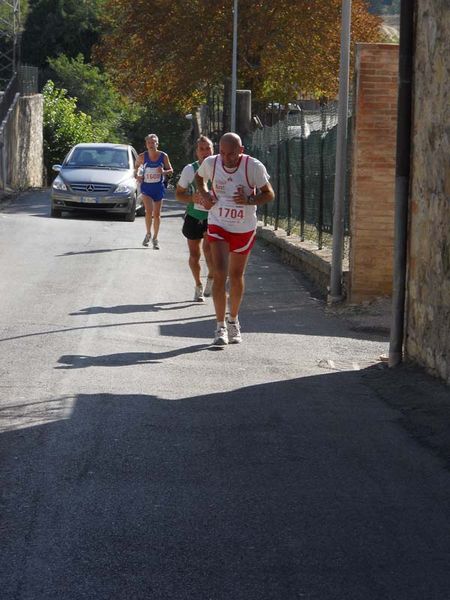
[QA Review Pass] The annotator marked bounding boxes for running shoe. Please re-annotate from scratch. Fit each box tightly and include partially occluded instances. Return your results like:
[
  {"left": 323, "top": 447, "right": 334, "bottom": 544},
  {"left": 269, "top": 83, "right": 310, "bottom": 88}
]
[
  {"left": 227, "top": 319, "right": 242, "bottom": 344},
  {"left": 142, "top": 233, "right": 151, "bottom": 247},
  {"left": 213, "top": 326, "right": 228, "bottom": 346},
  {"left": 194, "top": 284, "right": 205, "bottom": 302},
  {"left": 204, "top": 277, "right": 213, "bottom": 297},
  {"left": 152, "top": 238, "right": 160, "bottom": 250}
]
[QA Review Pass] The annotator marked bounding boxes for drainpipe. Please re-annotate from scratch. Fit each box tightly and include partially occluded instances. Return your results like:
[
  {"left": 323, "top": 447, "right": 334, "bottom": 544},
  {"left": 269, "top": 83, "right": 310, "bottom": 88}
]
[
  {"left": 388, "top": 0, "right": 415, "bottom": 367},
  {"left": 329, "top": 0, "right": 352, "bottom": 302}
]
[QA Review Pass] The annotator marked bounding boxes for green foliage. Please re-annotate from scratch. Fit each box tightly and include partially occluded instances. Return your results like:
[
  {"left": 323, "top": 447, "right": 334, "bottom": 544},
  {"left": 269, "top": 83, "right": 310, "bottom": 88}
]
[
  {"left": 42, "top": 59, "right": 190, "bottom": 176},
  {"left": 124, "top": 104, "right": 191, "bottom": 179},
  {"left": 0, "top": 0, "right": 29, "bottom": 32},
  {"left": 47, "top": 53, "right": 126, "bottom": 141},
  {"left": 21, "top": 0, "right": 103, "bottom": 69},
  {"left": 42, "top": 80, "right": 106, "bottom": 179}
]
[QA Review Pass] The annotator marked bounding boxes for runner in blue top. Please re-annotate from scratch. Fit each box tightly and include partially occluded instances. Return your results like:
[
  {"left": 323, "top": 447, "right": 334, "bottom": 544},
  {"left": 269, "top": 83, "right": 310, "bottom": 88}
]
[{"left": 135, "top": 133, "right": 173, "bottom": 249}]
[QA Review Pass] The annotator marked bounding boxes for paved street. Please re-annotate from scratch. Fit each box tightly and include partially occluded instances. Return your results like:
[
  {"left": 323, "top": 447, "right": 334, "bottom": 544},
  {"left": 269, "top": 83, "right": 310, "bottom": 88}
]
[{"left": 1, "top": 190, "right": 450, "bottom": 599}]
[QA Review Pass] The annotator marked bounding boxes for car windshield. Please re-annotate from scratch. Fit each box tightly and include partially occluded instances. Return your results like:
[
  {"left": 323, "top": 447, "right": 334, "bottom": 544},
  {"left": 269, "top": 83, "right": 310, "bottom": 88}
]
[{"left": 65, "top": 148, "right": 130, "bottom": 169}]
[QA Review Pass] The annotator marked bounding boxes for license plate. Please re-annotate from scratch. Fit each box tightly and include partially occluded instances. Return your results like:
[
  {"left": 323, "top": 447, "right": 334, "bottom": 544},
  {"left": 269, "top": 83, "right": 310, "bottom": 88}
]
[{"left": 80, "top": 196, "right": 97, "bottom": 203}]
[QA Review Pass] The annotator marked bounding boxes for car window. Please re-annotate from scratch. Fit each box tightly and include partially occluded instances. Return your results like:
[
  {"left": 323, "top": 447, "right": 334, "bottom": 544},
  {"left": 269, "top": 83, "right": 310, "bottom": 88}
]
[{"left": 65, "top": 148, "right": 130, "bottom": 169}]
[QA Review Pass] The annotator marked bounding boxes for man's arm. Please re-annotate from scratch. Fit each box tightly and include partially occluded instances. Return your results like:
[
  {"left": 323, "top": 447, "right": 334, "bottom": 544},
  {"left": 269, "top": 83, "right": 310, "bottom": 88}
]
[
  {"left": 233, "top": 181, "right": 275, "bottom": 206},
  {"left": 162, "top": 153, "right": 174, "bottom": 176},
  {"left": 251, "top": 182, "right": 275, "bottom": 206},
  {"left": 176, "top": 165, "right": 194, "bottom": 203},
  {"left": 195, "top": 172, "right": 215, "bottom": 209},
  {"left": 175, "top": 184, "right": 192, "bottom": 204}
]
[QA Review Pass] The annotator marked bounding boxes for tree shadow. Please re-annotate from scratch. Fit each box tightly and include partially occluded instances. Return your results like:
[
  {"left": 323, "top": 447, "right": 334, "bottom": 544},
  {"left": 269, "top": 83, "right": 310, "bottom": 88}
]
[
  {"left": 2, "top": 369, "right": 450, "bottom": 598},
  {"left": 1, "top": 189, "right": 50, "bottom": 216}
]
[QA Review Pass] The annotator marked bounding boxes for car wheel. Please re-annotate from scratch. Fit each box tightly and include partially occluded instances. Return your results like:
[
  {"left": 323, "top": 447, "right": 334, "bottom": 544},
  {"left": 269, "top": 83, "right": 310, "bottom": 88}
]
[
  {"left": 125, "top": 196, "right": 136, "bottom": 222},
  {"left": 51, "top": 205, "right": 62, "bottom": 218}
]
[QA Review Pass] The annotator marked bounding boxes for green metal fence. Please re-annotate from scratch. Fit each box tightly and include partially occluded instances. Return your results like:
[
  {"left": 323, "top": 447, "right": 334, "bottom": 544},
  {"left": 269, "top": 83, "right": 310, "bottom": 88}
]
[{"left": 249, "top": 102, "right": 351, "bottom": 249}]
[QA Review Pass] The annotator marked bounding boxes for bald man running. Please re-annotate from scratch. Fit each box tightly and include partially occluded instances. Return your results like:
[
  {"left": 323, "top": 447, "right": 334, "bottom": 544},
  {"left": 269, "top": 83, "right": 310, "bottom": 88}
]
[{"left": 196, "top": 132, "right": 274, "bottom": 346}]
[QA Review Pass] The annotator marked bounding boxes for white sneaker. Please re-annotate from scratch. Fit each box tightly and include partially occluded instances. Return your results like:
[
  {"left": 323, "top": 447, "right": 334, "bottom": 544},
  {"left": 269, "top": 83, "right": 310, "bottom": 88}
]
[
  {"left": 204, "top": 277, "right": 213, "bottom": 297},
  {"left": 213, "top": 326, "right": 228, "bottom": 346},
  {"left": 227, "top": 319, "right": 242, "bottom": 344},
  {"left": 142, "top": 233, "right": 151, "bottom": 247},
  {"left": 152, "top": 238, "right": 160, "bottom": 250},
  {"left": 194, "top": 284, "right": 205, "bottom": 302}
]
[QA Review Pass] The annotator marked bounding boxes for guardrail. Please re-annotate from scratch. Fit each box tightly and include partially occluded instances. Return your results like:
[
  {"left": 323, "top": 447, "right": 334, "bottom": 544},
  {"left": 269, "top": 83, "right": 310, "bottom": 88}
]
[{"left": 0, "top": 74, "right": 19, "bottom": 124}]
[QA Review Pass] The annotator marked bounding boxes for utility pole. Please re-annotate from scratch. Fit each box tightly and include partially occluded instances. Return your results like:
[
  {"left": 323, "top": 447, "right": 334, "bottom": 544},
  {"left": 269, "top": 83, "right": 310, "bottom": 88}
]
[
  {"left": 329, "top": 0, "right": 352, "bottom": 302},
  {"left": 230, "top": 0, "right": 238, "bottom": 132},
  {"left": 0, "top": 0, "right": 21, "bottom": 87}
]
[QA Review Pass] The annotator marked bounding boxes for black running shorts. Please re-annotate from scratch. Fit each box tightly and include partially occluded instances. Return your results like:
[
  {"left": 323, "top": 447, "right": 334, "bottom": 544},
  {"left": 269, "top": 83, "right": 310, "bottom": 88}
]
[{"left": 182, "top": 213, "right": 208, "bottom": 240}]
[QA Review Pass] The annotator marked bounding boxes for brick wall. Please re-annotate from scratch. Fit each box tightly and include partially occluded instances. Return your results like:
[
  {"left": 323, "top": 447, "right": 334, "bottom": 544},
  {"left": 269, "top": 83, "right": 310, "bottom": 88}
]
[
  {"left": 348, "top": 44, "right": 399, "bottom": 303},
  {"left": 405, "top": 1, "right": 450, "bottom": 382}
]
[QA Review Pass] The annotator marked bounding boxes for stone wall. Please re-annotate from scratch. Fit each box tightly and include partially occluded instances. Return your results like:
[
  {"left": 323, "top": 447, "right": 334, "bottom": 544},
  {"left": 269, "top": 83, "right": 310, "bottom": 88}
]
[
  {"left": 405, "top": 1, "right": 450, "bottom": 382},
  {"left": 2, "top": 94, "right": 43, "bottom": 190},
  {"left": 348, "top": 43, "right": 399, "bottom": 303}
]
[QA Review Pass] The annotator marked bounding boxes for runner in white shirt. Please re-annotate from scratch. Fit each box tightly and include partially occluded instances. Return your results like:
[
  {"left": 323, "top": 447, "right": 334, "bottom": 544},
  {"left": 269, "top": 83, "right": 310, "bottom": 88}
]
[
  {"left": 176, "top": 136, "right": 214, "bottom": 302},
  {"left": 196, "top": 132, "right": 274, "bottom": 346}
]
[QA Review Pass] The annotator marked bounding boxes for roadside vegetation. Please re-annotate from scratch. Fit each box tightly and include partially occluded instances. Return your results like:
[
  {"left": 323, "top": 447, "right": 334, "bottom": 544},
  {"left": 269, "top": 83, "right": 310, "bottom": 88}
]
[{"left": 20, "top": 0, "right": 385, "bottom": 178}]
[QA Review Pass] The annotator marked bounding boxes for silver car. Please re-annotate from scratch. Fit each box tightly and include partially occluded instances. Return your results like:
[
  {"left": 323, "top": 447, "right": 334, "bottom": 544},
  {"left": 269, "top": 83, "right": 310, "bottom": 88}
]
[{"left": 51, "top": 143, "right": 144, "bottom": 221}]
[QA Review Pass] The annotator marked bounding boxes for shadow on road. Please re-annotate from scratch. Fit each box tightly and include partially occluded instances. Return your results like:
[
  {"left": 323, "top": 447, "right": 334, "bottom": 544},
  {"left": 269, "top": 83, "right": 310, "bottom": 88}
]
[
  {"left": 70, "top": 301, "right": 201, "bottom": 316},
  {"left": 57, "top": 247, "right": 144, "bottom": 257},
  {"left": 56, "top": 343, "right": 211, "bottom": 369},
  {"left": 2, "top": 368, "right": 450, "bottom": 598}
]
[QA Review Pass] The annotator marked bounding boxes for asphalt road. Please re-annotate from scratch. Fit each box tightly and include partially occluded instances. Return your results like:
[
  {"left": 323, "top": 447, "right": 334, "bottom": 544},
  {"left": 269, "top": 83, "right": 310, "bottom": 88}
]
[{"left": 1, "top": 190, "right": 450, "bottom": 599}]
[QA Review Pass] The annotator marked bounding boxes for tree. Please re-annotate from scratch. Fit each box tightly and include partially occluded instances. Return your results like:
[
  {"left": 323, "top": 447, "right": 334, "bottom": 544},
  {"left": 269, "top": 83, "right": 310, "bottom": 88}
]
[
  {"left": 96, "top": 0, "right": 381, "bottom": 109},
  {"left": 42, "top": 80, "right": 106, "bottom": 179},
  {"left": 123, "top": 103, "right": 190, "bottom": 178},
  {"left": 47, "top": 53, "right": 127, "bottom": 141},
  {"left": 21, "top": 0, "right": 103, "bottom": 70}
]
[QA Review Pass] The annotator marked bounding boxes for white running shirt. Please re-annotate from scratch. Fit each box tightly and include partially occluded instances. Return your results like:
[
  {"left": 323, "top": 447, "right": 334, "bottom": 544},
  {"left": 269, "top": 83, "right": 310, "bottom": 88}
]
[
  {"left": 178, "top": 163, "right": 205, "bottom": 213},
  {"left": 197, "top": 154, "right": 270, "bottom": 233}
]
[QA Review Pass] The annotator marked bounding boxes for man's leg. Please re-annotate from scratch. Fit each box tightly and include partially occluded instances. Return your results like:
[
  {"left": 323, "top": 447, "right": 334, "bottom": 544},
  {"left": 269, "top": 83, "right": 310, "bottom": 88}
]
[
  {"left": 210, "top": 240, "right": 230, "bottom": 323},
  {"left": 152, "top": 200, "right": 162, "bottom": 241},
  {"left": 187, "top": 239, "right": 202, "bottom": 286},
  {"left": 228, "top": 251, "right": 250, "bottom": 320},
  {"left": 142, "top": 195, "right": 153, "bottom": 245},
  {"left": 202, "top": 235, "right": 214, "bottom": 281}
]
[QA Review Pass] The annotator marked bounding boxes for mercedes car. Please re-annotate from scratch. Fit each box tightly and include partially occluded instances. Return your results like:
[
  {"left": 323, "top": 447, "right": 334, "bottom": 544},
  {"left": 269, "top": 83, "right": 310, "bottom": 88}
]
[{"left": 51, "top": 143, "right": 144, "bottom": 221}]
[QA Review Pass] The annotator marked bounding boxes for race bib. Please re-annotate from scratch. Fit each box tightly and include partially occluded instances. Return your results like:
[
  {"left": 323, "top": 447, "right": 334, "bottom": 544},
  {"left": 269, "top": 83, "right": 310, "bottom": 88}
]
[
  {"left": 215, "top": 202, "right": 245, "bottom": 225},
  {"left": 144, "top": 167, "right": 161, "bottom": 183},
  {"left": 213, "top": 178, "right": 246, "bottom": 224}
]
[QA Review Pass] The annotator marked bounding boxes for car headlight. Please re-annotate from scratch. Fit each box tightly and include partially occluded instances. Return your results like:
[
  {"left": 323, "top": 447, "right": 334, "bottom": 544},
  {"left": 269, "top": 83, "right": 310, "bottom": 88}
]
[
  {"left": 52, "top": 176, "right": 67, "bottom": 191},
  {"left": 114, "top": 181, "right": 134, "bottom": 194}
]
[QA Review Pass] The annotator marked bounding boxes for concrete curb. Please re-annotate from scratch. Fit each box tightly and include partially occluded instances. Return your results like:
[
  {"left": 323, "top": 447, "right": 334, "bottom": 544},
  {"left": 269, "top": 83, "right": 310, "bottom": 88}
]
[
  {"left": 256, "top": 222, "right": 349, "bottom": 298},
  {"left": 0, "top": 190, "right": 17, "bottom": 209}
]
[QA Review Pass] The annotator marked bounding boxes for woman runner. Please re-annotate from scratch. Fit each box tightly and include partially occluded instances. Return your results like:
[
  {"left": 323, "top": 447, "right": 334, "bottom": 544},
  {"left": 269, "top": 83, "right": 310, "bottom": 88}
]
[{"left": 135, "top": 134, "right": 173, "bottom": 249}]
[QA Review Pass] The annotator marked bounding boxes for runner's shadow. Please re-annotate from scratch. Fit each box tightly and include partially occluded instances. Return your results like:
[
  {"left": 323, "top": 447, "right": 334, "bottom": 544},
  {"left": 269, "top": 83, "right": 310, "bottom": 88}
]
[
  {"left": 70, "top": 301, "right": 200, "bottom": 316},
  {"left": 55, "top": 343, "right": 210, "bottom": 369},
  {"left": 57, "top": 248, "right": 141, "bottom": 257}
]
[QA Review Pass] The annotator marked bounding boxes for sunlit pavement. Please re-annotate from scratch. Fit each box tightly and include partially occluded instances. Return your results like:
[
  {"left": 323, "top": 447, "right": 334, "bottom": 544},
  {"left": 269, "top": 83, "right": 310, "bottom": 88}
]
[{"left": 1, "top": 189, "right": 450, "bottom": 599}]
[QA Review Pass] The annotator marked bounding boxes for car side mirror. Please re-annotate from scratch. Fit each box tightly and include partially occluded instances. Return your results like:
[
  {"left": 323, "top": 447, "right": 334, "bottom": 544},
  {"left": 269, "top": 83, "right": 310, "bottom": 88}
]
[{"left": 52, "top": 164, "right": 62, "bottom": 172}]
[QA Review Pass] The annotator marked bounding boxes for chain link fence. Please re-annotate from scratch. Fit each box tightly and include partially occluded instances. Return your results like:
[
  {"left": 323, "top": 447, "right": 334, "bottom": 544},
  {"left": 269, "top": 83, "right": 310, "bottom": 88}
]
[{"left": 18, "top": 64, "right": 39, "bottom": 95}]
